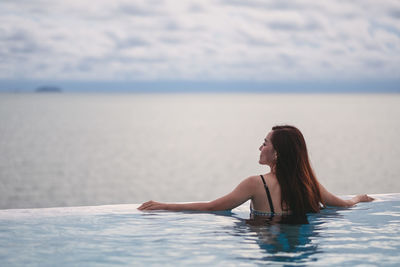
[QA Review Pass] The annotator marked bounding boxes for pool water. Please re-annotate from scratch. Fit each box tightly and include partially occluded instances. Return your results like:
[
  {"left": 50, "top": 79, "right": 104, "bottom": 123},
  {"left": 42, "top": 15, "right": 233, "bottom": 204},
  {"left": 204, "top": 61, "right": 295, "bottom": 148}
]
[{"left": 1, "top": 194, "right": 400, "bottom": 266}]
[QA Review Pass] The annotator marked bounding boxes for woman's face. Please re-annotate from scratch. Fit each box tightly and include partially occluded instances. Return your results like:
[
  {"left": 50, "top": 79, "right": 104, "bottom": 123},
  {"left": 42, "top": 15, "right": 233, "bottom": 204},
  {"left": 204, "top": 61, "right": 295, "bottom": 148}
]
[{"left": 259, "top": 131, "right": 276, "bottom": 166}]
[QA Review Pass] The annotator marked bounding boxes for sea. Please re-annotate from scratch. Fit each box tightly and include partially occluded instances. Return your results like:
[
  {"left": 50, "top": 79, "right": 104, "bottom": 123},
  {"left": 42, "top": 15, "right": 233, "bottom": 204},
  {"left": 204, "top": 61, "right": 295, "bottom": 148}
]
[{"left": 0, "top": 93, "right": 399, "bottom": 209}]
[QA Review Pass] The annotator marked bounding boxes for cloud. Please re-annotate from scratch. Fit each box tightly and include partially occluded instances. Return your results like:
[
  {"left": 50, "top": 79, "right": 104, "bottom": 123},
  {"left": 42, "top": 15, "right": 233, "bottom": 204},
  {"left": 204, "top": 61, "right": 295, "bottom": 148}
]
[
  {"left": 388, "top": 8, "right": 400, "bottom": 19},
  {"left": 0, "top": 0, "right": 399, "bottom": 81},
  {"left": 218, "top": 0, "right": 307, "bottom": 10},
  {"left": 267, "top": 19, "right": 322, "bottom": 32}
]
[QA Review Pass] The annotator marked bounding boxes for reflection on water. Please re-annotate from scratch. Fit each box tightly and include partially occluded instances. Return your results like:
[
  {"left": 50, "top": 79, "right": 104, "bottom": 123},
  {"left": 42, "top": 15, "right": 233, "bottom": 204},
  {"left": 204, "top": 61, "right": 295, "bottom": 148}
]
[
  {"left": 232, "top": 208, "right": 347, "bottom": 264},
  {"left": 201, "top": 207, "right": 348, "bottom": 264},
  {"left": 240, "top": 215, "right": 320, "bottom": 263}
]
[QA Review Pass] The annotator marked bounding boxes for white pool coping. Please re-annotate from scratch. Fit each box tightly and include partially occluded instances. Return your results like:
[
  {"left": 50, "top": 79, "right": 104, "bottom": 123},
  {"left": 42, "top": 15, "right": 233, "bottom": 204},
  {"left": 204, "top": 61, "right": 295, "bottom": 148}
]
[{"left": 0, "top": 193, "right": 398, "bottom": 219}]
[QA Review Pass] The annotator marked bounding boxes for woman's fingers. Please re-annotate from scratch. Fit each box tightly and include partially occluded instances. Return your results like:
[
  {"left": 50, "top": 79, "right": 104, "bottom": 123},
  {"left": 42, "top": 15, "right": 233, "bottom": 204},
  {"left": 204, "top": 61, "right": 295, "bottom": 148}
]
[
  {"left": 138, "top": 200, "right": 155, "bottom": 210},
  {"left": 138, "top": 200, "right": 165, "bottom": 210},
  {"left": 365, "top": 195, "right": 375, "bottom": 202},
  {"left": 359, "top": 194, "right": 375, "bottom": 202}
]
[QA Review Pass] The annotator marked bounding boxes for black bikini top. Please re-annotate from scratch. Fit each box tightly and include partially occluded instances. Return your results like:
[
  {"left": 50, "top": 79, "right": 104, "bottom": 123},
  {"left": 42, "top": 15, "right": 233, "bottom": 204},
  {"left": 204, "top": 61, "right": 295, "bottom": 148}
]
[{"left": 260, "top": 175, "right": 275, "bottom": 213}]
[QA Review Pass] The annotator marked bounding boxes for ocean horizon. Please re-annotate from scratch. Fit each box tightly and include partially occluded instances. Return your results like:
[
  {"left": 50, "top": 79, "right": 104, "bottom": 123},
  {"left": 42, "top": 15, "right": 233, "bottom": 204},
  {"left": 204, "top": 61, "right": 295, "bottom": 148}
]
[{"left": 1, "top": 80, "right": 400, "bottom": 94}]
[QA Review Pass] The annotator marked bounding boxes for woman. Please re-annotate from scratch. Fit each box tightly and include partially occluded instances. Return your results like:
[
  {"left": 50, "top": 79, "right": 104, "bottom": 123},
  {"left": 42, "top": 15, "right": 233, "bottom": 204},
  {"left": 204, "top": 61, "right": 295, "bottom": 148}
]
[{"left": 138, "top": 125, "right": 373, "bottom": 215}]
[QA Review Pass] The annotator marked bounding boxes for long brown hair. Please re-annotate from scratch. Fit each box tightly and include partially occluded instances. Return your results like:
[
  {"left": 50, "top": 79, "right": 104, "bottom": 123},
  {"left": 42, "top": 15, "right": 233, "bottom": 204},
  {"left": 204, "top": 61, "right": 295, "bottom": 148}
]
[{"left": 271, "top": 125, "right": 324, "bottom": 214}]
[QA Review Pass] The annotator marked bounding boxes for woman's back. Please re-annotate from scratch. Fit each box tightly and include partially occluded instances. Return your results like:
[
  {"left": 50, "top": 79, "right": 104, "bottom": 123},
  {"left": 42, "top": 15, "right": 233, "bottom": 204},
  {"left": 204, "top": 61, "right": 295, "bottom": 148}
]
[{"left": 250, "top": 174, "right": 288, "bottom": 215}]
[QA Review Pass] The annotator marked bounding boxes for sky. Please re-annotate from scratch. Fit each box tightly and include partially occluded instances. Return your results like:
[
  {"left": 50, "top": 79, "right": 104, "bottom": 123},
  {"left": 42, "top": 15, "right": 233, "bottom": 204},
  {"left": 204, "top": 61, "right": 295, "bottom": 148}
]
[{"left": 0, "top": 0, "right": 399, "bottom": 92}]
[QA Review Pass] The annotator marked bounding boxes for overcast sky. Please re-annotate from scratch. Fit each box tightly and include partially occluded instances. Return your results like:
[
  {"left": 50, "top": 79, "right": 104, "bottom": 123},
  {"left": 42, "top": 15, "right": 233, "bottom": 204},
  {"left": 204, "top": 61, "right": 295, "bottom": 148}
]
[{"left": 1, "top": 0, "right": 399, "bottom": 85}]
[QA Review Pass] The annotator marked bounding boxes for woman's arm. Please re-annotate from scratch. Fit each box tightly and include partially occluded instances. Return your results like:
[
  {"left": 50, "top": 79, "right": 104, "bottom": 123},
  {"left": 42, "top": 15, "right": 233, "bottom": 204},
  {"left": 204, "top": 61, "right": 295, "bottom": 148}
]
[
  {"left": 138, "top": 176, "right": 258, "bottom": 211},
  {"left": 319, "top": 183, "right": 374, "bottom": 207}
]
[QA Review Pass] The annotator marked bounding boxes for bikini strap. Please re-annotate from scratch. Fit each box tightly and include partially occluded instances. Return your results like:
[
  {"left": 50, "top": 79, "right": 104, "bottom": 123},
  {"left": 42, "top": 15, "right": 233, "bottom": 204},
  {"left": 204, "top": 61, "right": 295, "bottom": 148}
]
[{"left": 260, "top": 175, "right": 275, "bottom": 214}]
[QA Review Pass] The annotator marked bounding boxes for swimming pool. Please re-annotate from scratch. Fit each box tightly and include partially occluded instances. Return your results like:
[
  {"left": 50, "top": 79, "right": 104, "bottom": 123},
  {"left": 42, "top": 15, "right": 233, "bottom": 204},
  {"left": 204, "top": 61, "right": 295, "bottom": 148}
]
[{"left": 1, "top": 194, "right": 399, "bottom": 266}]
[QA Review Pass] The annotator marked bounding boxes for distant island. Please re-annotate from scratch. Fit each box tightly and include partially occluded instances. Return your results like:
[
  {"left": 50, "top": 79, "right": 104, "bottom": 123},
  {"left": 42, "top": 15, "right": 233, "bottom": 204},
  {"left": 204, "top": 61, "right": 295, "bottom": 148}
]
[{"left": 35, "top": 86, "right": 62, "bottom": 93}]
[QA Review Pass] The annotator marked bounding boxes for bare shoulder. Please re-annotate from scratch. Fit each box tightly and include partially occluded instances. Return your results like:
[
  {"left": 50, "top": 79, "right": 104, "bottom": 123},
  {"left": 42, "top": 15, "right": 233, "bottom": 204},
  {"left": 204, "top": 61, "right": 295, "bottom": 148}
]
[
  {"left": 247, "top": 175, "right": 261, "bottom": 181},
  {"left": 241, "top": 175, "right": 261, "bottom": 188}
]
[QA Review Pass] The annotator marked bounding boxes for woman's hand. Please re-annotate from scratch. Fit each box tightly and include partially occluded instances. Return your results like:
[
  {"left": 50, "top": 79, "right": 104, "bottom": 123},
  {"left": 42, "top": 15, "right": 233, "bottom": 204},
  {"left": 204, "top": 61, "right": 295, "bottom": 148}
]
[
  {"left": 346, "top": 194, "right": 375, "bottom": 206},
  {"left": 352, "top": 194, "right": 374, "bottom": 204},
  {"left": 319, "top": 183, "right": 375, "bottom": 207},
  {"left": 138, "top": 200, "right": 167, "bottom": 211}
]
